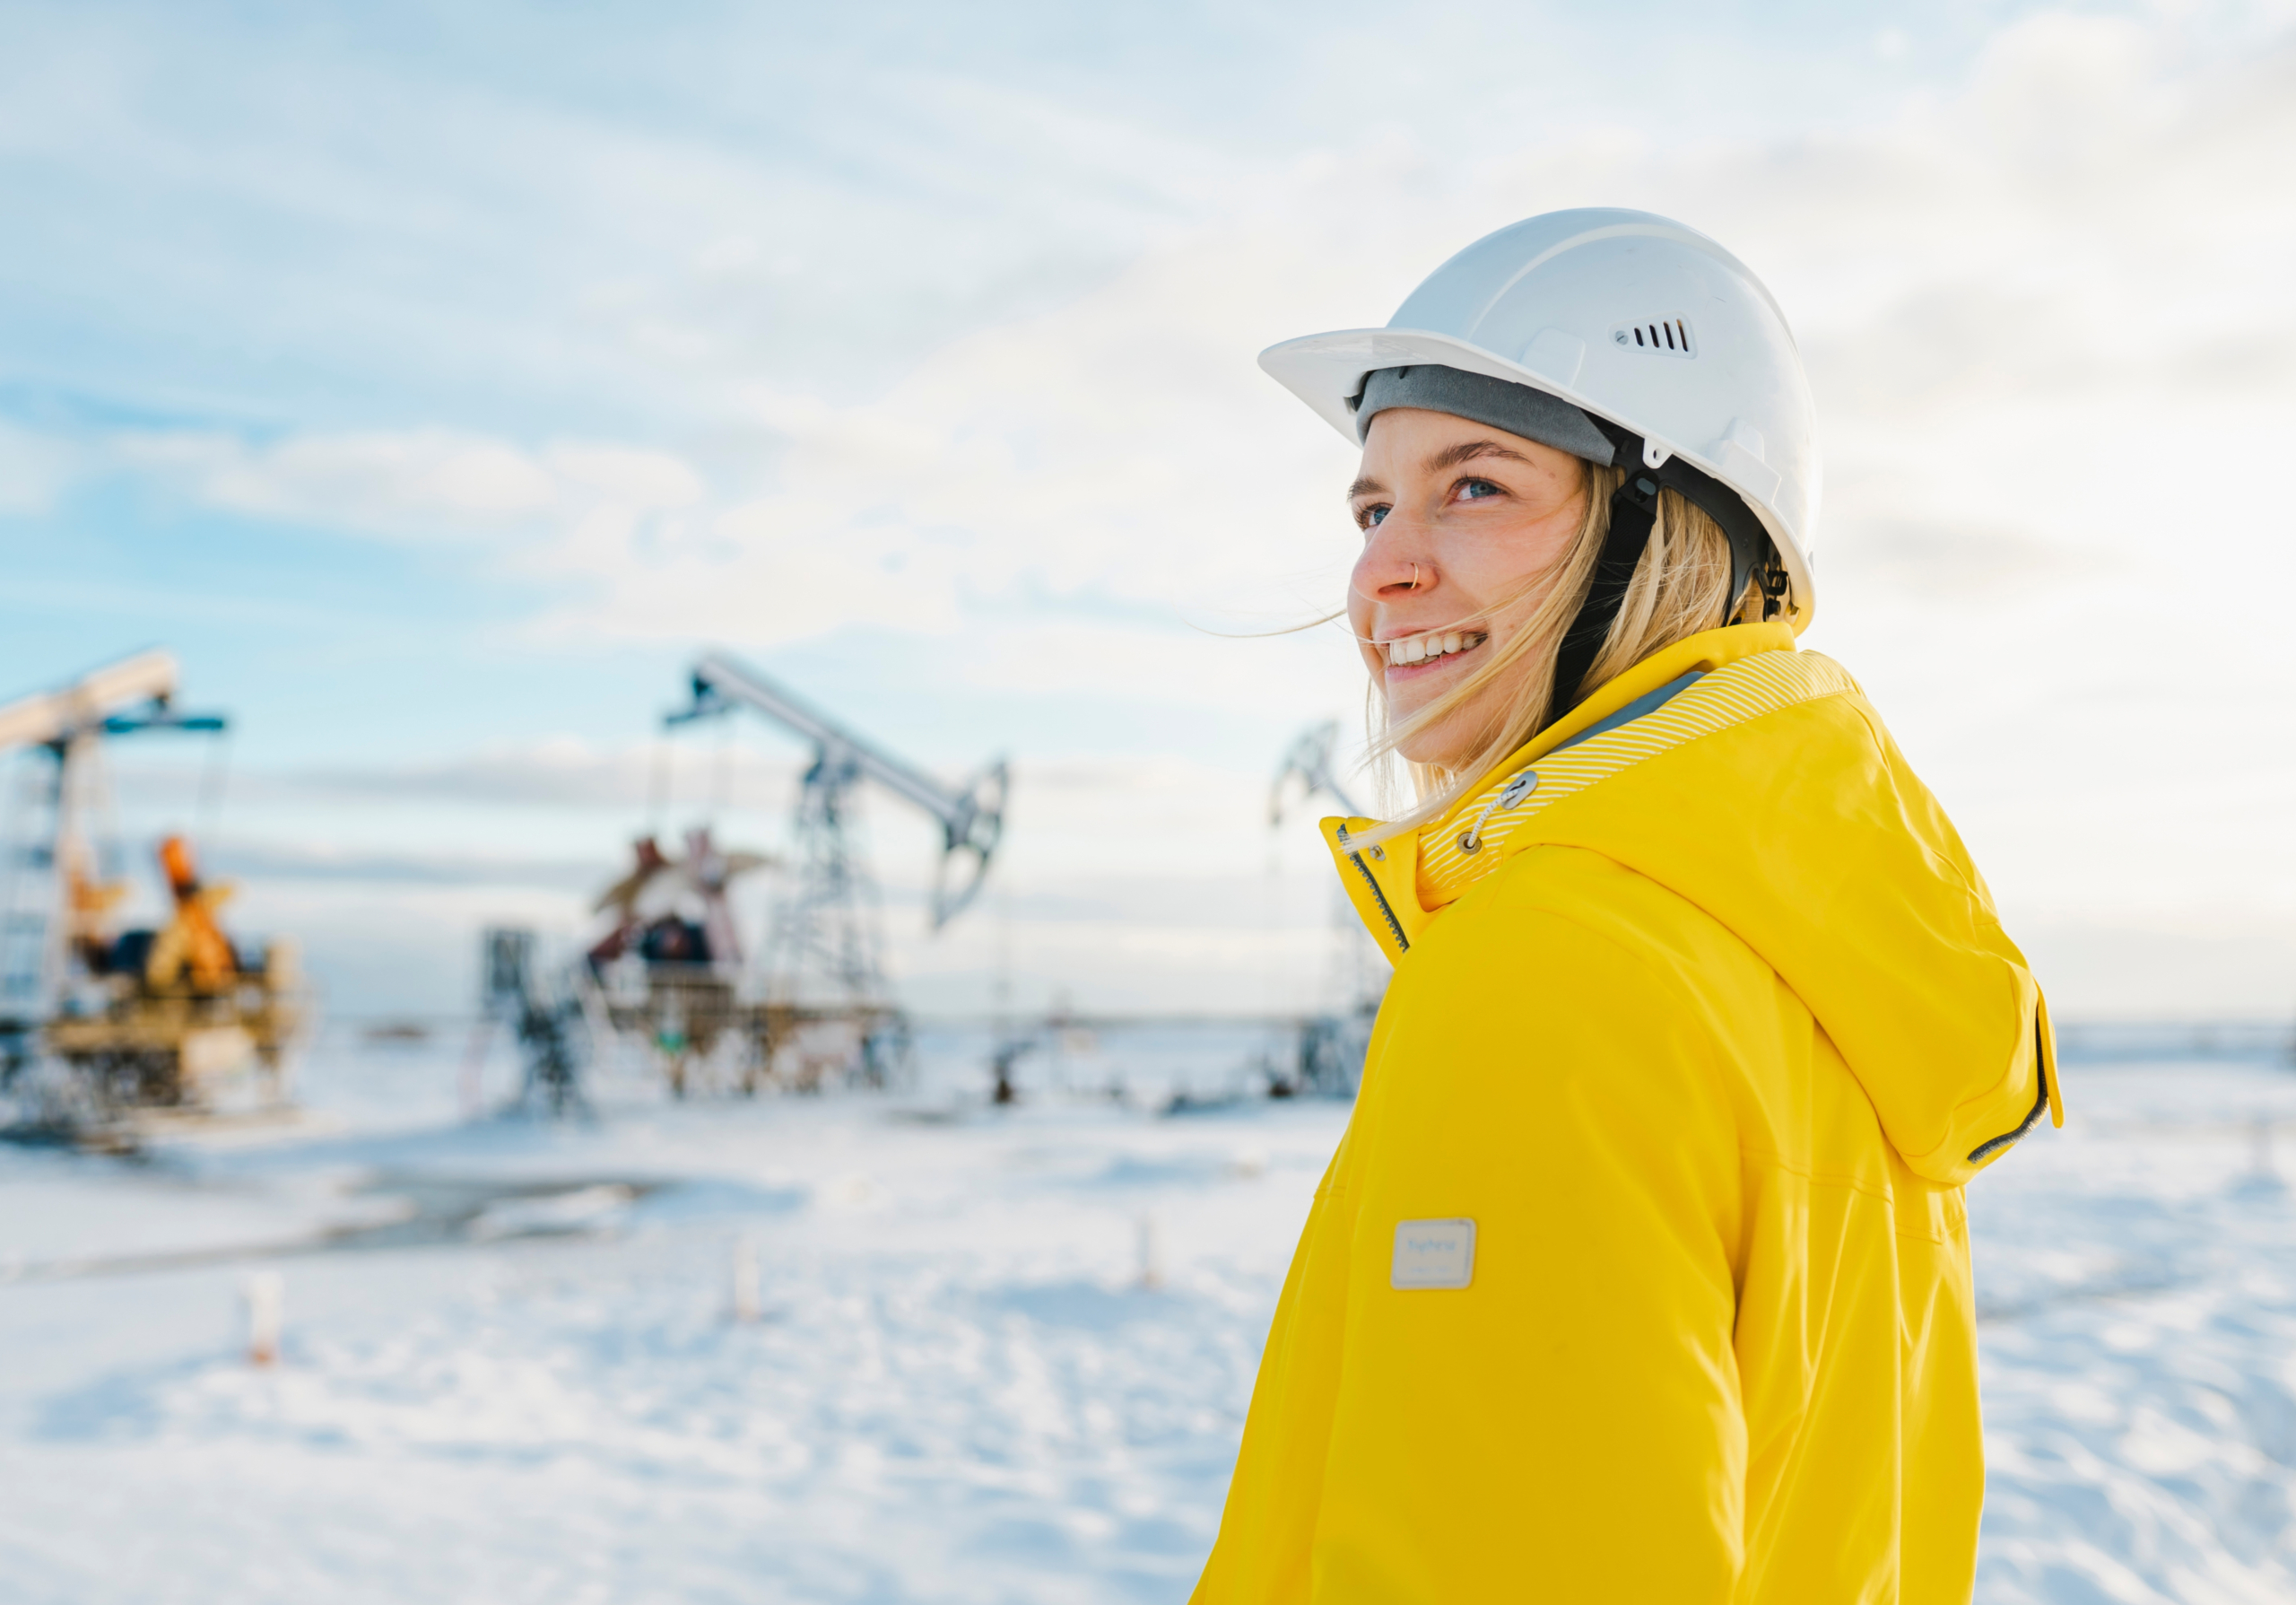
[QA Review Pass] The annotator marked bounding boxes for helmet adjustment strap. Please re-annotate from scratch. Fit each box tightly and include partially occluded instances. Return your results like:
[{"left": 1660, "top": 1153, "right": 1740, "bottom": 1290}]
[
  {"left": 1546, "top": 426, "right": 1787, "bottom": 728},
  {"left": 1754, "top": 556, "right": 1790, "bottom": 617},
  {"left": 1550, "top": 465, "right": 1661, "bottom": 728}
]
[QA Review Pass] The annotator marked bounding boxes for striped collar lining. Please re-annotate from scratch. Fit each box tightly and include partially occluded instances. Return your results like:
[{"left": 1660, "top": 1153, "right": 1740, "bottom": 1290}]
[
  {"left": 1549, "top": 670, "right": 1708, "bottom": 754},
  {"left": 1415, "top": 650, "right": 1860, "bottom": 908}
]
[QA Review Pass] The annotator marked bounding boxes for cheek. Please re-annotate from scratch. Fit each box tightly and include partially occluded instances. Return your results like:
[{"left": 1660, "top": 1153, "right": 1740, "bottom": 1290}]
[{"left": 1456, "top": 515, "right": 1577, "bottom": 606}]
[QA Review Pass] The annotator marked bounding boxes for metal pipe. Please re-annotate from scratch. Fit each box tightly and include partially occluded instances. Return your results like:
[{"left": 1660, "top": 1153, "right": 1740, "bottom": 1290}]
[{"left": 0, "top": 649, "right": 181, "bottom": 753}]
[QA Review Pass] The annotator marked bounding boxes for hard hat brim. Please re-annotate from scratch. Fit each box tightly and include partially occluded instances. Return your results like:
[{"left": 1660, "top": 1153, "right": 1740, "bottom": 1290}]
[{"left": 1259, "top": 327, "right": 1816, "bottom": 632}]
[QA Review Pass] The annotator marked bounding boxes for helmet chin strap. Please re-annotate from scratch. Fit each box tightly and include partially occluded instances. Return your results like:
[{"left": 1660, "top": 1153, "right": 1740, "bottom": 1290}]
[{"left": 1544, "top": 424, "right": 1787, "bottom": 731}]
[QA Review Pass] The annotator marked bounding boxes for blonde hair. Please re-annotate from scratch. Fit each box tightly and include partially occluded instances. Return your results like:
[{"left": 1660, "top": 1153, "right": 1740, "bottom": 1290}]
[{"left": 1360, "top": 460, "right": 1751, "bottom": 842}]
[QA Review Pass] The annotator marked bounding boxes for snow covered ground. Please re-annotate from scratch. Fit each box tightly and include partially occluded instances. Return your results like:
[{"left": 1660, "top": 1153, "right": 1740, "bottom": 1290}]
[
  {"left": 3, "top": 1025, "right": 2294, "bottom": 1602},
  {"left": 1963, "top": 1048, "right": 2296, "bottom": 1604}
]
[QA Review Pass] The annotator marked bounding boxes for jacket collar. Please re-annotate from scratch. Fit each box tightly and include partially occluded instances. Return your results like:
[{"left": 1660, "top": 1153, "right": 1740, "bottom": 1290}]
[{"left": 1319, "top": 621, "right": 1808, "bottom": 964}]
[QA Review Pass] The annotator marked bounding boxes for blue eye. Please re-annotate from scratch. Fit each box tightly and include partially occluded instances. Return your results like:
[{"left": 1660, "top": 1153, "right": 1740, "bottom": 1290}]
[
  {"left": 1460, "top": 478, "right": 1500, "bottom": 500},
  {"left": 1363, "top": 505, "right": 1390, "bottom": 527}
]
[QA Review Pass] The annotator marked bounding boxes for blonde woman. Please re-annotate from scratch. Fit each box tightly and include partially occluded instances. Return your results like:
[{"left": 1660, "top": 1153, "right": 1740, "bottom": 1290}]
[{"left": 1194, "top": 211, "right": 2058, "bottom": 1603}]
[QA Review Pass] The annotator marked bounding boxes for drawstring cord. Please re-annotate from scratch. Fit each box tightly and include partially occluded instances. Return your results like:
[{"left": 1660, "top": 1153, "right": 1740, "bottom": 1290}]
[
  {"left": 1339, "top": 763, "right": 1539, "bottom": 865},
  {"left": 1457, "top": 769, "right": 1538, "bottom": 854}
]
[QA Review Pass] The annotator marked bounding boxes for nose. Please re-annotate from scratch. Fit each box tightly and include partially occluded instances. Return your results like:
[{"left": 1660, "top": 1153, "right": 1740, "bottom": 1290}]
[{"left": 1352, "top": 515, "right": 1437, "bottom": 611}]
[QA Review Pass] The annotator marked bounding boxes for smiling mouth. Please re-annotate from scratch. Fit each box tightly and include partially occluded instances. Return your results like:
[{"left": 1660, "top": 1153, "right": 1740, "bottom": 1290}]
[{"left": 1381, "top": 628, "right": 1489, "bottom": 669}]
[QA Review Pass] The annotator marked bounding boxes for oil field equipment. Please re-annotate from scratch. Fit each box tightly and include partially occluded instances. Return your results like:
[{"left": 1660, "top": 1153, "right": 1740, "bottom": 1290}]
[
  {"left": 662, "top": 650, "right": 1008, "bottom": 1091},
  {"left": 584, "top": 826, "right": 772, "bottom": 1096},
  {"left": 479, "top": 927, "right": 589, "bottom": 1118},
  {"left": 0, "top": 650, "right": 306, "bottom": 1128},
  {"left": 1270, "top": 720, "right": 1365, "bottom": 825},
  {"left": 1269, "top": 720, "right": 1381, "bottom": 1098}
]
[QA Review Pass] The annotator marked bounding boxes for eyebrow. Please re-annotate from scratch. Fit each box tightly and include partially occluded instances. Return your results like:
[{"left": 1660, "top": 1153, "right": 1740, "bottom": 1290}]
[
  {"left": 1425, "top": 440, "right": 1535, "bottom": 475},
  {"left": 1345, "top": 440, "right": 1535, "bottom": 502}
]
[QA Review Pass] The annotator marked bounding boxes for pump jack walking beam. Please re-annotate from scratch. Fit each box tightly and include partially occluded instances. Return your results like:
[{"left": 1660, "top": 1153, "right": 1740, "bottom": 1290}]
[{"left": 667, "top": 650, "right": 1007, "bottom": 929}]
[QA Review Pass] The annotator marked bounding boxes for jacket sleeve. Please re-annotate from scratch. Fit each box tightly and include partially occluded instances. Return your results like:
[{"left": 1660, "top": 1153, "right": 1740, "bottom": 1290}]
[{"left": 1309, "top": 851, "right": 1752, "bottom": 1601}]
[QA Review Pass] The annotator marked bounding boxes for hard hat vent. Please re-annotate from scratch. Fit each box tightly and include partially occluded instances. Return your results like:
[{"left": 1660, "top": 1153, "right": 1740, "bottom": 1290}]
[{"left": 1612, "top": 318, "right": 1697, "bottom": 358}]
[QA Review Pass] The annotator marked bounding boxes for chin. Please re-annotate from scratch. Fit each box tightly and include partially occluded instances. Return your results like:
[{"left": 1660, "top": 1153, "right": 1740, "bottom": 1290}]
[{"left": 1391, "top": 728, "right": 1471, "bottom": 772}]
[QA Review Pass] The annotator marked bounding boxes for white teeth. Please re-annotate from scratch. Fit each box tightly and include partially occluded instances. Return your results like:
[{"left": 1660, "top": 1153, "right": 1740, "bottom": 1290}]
[{"left": 1386, "top": 630, "right": 1486, "bottom": 667}]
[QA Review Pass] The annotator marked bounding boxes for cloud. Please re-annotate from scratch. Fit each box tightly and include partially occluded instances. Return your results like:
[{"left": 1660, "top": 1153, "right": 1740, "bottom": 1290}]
[
  {"left": 517, "top": 219, "right": 1379, "bottom": 645},
  {"left": 108, "top": 428, "right": 709, "bottom": 554},
  {"left": 420, "top": 12, "right": 2296, "bottom": 666},
  {"left": 13, "top": 4, "right": 2296, "bottom": 1017},
  {"left": 39, "top": 7, "right": 2287, "bottom": 666},
  {"left": 278, "top": 738, "right": 797, "bottom": 812},
  {"left": 0, "top": 423, "right": 79, "bottom": 512},
  {"left": 201, "top": 430, "right": 557, "bottom": 528},
  {"left": 2014, "top": 915, "right": 2296, "bottom": 1021},
  {"left": 1825, "top": 516, "right": 2104, "bottom": 598},
  {"left": 207, "top": 842, "right": 604, "bottom": 891}
]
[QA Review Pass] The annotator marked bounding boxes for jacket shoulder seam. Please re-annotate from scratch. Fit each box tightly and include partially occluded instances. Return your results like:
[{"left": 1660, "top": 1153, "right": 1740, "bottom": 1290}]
[
  {"left": 1738, "top": 1144, "right": 1960, "bottom": 1244},
  {"left": 1739, "top": 1143, "right": 1898, "bottom": 1211}
]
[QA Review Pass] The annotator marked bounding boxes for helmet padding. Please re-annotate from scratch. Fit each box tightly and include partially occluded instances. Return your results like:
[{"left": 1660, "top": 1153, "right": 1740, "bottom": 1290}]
[{"left": 1352, "top": 364, "right": 1615, "bottom": 464}]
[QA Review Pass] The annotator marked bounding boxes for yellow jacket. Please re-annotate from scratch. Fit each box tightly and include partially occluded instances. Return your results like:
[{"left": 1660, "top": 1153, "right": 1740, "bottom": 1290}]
[{"left": 1194, "top": 623, "right": 2060, "bottom": 1604}]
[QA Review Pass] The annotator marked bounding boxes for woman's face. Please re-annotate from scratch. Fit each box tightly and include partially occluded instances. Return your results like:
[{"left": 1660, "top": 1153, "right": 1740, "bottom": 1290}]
[{"left": 1347, "top": 406, "right": 1588, "bottom": 768}]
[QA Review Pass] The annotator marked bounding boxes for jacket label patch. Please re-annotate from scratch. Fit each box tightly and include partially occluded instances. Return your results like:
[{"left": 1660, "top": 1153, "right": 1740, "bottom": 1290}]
[{"left": 1390, "top": 1218, "right": 1476, "bottom": 1289}]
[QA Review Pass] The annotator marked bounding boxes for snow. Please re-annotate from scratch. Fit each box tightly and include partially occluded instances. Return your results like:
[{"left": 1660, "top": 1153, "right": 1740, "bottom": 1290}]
[
  {"left": 1968, "top": 1060, "right": 2296, "bottom": 1603},
  {"left": 3, "top": 1027, "right": 2294, "bottom": 1601}
]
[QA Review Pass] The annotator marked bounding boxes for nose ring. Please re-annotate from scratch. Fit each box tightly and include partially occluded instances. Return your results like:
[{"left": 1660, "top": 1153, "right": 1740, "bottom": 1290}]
[{"left": 1406, "top": 563, "right": 1422, "bottom": 589}]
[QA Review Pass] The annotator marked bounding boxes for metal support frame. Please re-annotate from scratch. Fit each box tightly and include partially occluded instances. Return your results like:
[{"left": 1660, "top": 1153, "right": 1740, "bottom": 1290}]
[
  {"left": 1269, "top": 720, "right": 1386, "bottom": 1095},
  {"left": 665, "top": 650, "right": 1006, "bottom": 1049}
]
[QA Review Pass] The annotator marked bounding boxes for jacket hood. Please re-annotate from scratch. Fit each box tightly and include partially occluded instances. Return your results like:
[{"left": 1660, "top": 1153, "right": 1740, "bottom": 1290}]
[{"left": 1324, "top": 622, "right": 2059, "bottom": 1186}]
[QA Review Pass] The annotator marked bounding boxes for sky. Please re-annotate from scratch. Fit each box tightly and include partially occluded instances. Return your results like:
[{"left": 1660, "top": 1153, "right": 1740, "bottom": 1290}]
[{"left": 1, "top": 0, "right": 2293, "bottom": 1020}]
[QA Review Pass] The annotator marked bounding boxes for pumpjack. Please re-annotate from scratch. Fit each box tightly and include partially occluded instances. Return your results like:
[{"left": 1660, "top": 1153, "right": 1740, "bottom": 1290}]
[
  {"left": 0, "top": 650, "right": 305, "bottom": 1129},
  {"left": 1269, "top": 720, "right": 1384, "bottom": 1098},
  {"left": 649, "top": 650, "right": 1008, "bottom": 1093}
]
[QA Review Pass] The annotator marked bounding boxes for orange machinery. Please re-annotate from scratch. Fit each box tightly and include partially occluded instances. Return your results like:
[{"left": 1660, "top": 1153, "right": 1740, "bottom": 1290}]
[{"left": 0, "top": 651, "right": 305, "bottom": 1121}]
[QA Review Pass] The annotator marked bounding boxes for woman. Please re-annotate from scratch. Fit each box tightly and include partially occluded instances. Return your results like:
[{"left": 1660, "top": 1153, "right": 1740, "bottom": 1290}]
[{"left": 1193, "top": 210, "right": 2058, "bottom": 1603}]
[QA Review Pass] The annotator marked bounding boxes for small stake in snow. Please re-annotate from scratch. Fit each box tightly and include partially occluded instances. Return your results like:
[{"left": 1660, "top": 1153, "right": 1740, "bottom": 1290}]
[
  {"left": 1136, "top": 1211, "right": 1165, "bottom": 1292},
  {"left": 730, "top": 1234, "right": 762, "bottom": 1323},
  {"left": 244, "top": 1271, "right": 283, "bottom": 1366}
]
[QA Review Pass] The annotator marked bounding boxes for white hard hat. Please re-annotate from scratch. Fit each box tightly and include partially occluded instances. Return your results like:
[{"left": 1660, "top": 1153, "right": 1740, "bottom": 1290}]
[{"left": 1260, "top": 208, "right": 1821, "bottom": 631}]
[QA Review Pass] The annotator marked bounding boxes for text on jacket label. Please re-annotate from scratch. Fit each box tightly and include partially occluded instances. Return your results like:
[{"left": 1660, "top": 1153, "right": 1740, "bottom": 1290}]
[{"left": 1390, "top": 1217, "right": 1476, "bottom": 1289}]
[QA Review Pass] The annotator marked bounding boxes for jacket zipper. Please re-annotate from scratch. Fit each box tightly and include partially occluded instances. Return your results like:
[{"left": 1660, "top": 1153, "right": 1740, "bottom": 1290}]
[
  {"left": 1345, "top": 850, "right": 1411, "bottom": 956},
  {"left": 1965, "top": 1021, "right": 2051, "bottom": 1164}
]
